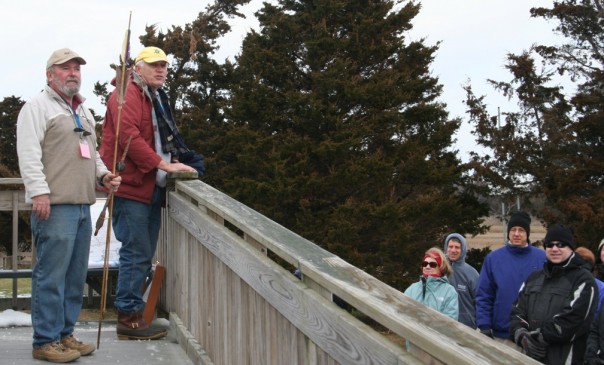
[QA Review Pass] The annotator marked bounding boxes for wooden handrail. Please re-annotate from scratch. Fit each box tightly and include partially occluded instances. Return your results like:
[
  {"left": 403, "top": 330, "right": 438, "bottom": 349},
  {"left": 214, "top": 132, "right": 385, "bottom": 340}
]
[
  {"left": 1, "top": 177, "right": 539, "bottom": 364},
  {"left": 157, "top": 179, "right": 539, "bottom": 365}
]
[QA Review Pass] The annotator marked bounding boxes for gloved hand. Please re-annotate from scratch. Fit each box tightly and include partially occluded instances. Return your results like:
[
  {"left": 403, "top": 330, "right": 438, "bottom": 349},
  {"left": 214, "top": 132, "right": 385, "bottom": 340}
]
[
  {"left": 513, "top": 327, "right": 529, "bottom": 346},
  {"left": 524, "top": 329, "right": 547, "bottom": 361},
  {"left": 480, "top": 328, "right": 494, "bottom": 339}
]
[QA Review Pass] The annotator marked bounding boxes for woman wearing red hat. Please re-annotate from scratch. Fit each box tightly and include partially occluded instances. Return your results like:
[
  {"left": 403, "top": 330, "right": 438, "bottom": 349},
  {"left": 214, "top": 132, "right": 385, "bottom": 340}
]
[{"left": 404, "top": 247, "right": 458, "bottom": 320}]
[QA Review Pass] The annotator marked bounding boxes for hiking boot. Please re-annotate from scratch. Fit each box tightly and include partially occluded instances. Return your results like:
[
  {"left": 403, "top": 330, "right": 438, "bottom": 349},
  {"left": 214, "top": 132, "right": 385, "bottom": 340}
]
[
  {"left": 61, "top": 335, "right": 95, "bottom": 356},
  {"left": 116, "top": 311, "right": 167, "bottom": 340},
  {"left": 32, "top": 342, "right": 81, "bottom": 363}
]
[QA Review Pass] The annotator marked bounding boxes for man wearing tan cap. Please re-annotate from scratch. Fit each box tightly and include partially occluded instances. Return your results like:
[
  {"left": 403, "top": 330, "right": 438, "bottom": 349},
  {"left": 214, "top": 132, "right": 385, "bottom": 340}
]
[
  {"left": 16, "top": 48, "right": 121, "bottom": 362},
  {"left": 100, "top": 46, "right": 196, "bottom": 340}
]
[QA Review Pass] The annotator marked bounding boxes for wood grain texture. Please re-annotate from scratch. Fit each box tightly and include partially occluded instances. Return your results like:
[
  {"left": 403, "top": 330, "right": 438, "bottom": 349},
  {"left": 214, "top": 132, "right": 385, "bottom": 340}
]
[{"left": 154, "top": 180, "right": 540, "bottom": 365}]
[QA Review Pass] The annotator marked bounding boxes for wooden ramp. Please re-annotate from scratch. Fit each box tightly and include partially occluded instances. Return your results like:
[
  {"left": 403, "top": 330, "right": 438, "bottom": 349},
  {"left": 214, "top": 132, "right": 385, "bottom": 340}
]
[{"left": 0, "top": 318, "right": 198, "bottom": 365}]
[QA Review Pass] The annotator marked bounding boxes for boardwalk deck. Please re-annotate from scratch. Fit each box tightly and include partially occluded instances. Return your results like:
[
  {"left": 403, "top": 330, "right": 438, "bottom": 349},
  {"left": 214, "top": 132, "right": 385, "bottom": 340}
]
[{"left": 0, "top": 320, "right": 195, "bottom": 365}]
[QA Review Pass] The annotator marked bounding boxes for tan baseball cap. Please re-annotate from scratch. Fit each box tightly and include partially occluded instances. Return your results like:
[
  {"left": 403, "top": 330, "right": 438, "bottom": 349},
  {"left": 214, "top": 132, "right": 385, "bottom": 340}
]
[{"left": 46, "top": 48, "right": 86, "bottom": 69}]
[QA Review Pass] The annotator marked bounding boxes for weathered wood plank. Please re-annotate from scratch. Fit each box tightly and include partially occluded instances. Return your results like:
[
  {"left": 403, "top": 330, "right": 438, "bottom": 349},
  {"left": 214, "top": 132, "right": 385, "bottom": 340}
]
[
  {"left": 0, "top": 190, "right": 29, "bottom": 211},
  {"left": 251, "top": 290, "right": 267, "bottom": 365},
  {"left": 169, "top": 192, "right": 410, "bottom": 365},
  {"left": 0, "top": 178, "right": 23, "bottom": 185},
  {"left": 170, "top": 181, "right": 538, "bottom": 365}
]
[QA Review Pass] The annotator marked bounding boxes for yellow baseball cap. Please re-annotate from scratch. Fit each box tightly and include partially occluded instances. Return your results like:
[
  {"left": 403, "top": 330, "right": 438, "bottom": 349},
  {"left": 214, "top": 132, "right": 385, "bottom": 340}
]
[{"left": 135, "top": 46, "right": 169, "bottom": 64}]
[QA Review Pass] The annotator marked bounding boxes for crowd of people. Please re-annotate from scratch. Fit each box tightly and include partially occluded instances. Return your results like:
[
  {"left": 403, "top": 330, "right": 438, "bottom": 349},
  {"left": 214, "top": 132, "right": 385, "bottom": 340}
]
[
  {"left": 404, "top": 211, "right": 604, "bottom": 364},
  {"left": 15, "top": 45, "right": 604, "bottom": 365}
]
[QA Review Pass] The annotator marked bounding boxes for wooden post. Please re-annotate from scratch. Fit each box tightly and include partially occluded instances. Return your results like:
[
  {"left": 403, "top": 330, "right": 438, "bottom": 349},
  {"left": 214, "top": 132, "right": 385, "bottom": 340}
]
[{"left": 143, "top": 264, "right": 166, "bottom": 323}]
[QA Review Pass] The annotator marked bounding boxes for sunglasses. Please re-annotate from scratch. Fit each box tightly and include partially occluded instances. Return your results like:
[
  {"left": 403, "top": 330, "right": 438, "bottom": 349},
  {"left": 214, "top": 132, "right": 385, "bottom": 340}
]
[
  {"left": 421, "top": 261, "right": 438, "bottom": 268},
  {"left": 544, "top": 242, "right": 569, "bottom": 249}
]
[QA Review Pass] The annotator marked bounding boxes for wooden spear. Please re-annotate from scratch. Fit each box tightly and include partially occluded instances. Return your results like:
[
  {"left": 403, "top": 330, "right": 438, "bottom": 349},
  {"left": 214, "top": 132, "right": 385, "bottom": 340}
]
[{"left": 96, "top": 11, "right": 132, "bottom": 349}]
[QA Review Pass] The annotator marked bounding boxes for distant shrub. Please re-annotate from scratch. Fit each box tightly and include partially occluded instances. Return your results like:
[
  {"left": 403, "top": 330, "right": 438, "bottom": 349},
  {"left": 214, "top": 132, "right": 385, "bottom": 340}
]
[{"left": 466, "top": 246, "right": 491, "bottom": 273}]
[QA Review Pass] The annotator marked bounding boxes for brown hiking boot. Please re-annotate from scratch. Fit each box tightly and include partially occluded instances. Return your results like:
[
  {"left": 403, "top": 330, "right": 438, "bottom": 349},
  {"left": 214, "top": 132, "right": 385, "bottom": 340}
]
[
  {"left": 32, "top": 341, "right": 81, "bottom": 363},
  {"left": 61, "top": 335, "right": 95, "bottom": 356},
  {"left": 116, "top": 311, "right": 167, "bottom": 340}
]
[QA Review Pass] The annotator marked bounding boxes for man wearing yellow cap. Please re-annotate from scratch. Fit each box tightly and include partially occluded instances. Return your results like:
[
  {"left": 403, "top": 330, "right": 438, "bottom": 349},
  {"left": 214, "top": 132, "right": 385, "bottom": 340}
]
[{"left": 100, "top": 46, "right": 196, "bottom": 340}]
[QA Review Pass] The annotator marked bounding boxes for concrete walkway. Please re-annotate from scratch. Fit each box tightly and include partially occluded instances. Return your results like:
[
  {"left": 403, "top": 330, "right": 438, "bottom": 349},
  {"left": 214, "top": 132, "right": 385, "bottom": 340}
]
[{"left": 0, "top": 319, "right": 195, "bottom": 365}]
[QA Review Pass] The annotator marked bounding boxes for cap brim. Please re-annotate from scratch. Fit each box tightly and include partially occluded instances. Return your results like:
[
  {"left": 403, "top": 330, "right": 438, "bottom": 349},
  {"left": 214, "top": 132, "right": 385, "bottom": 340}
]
[
  {"left": 140, "top": 57, "right": 168, "bottom": 64},
  {"left": 73, "top": 57, "right": 87, "bottom": 65}
]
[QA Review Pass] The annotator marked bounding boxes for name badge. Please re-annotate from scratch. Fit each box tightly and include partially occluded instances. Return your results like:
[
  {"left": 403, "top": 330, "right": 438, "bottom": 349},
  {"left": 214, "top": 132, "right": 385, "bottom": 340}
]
[{"left": 80, "top": 140, "right": 91, "bottom": 159}]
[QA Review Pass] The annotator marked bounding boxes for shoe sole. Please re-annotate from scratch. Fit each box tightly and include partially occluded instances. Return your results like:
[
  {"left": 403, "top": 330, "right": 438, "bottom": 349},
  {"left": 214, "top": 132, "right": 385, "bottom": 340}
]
[
  {"left": 61, "top": 343, "right": 95, "bottom": 356},
  {"left": 32, "top": 352, "right": 81, "bottom": 363},
  {"left": 117, "top": 330, "right": 167, "bottom": 341},
  {"left": 77, "top": 347, "right": 95, "bottom": 356}
]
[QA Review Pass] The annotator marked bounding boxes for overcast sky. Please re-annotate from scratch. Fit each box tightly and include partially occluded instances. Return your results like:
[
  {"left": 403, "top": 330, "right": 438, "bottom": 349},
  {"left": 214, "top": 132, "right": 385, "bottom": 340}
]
[{"left": 1, "top": 0, "right": 563, "bottom": 160}]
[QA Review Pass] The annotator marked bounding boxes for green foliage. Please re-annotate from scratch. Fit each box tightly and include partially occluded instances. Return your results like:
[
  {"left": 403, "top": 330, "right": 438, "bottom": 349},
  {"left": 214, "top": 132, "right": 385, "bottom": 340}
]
[
  {"left": 465, "top": 0, "right": 604, "bottom": 251},
  {"left": 0, "top": 96, "right": 32, "bottom": 255},
  {"left": 0, "top": 0, "right": 496, "bottom": 291},
  {"left": 213, "top": 0, "right": 488, "bottom": 290},
  {"left": 466, "top": 247, "right": 491, "bottom": 274},
  {"left": 0, "top": 96, "right": 24, "bottom": 176}
]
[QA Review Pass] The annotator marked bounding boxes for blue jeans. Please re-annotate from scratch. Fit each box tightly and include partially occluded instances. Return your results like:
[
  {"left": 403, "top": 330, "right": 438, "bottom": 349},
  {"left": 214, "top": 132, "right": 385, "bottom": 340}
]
[
  {"left": 31, "top": 204, "right": 91, "bottom": 348},
  {"left": 112, "top": 186, "right": 164, "bottom": 313}
]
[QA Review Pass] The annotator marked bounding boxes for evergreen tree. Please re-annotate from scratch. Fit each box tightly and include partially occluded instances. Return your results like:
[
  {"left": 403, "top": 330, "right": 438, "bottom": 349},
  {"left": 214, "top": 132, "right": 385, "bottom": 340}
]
[
  {"left": 219, "top": 0, "right": 487, "bottom": 289},
  {"left": 0, "top": 96, "right": 24, "bottom": 177},
  {"left": 0, "top": 96, "right": 31, "bottom": 255},
  {"left": 465, "top": 0, "right": 604, "bottom": 247}
]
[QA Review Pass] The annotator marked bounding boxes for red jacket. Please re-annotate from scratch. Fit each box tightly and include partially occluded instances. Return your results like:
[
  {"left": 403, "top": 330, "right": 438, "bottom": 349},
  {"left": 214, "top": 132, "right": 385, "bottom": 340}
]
[{"left": 100, "top": 73, "right": 162, "bottom": 203}]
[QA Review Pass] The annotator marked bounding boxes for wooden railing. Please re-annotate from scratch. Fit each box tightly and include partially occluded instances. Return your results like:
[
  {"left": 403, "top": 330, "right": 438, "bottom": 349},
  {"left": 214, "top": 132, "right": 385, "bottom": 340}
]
[
  {"left": 156, "top": 176, "right": 538, "bottom": 365},
  {"left": 0, "top": 178, "right": 114, "bottom": 309},
  {"left": 0, "top": 177, "right": 538, "bottom": 364},
  {"left": 0, "top": 178, "right": 31, "bottom": 309}
]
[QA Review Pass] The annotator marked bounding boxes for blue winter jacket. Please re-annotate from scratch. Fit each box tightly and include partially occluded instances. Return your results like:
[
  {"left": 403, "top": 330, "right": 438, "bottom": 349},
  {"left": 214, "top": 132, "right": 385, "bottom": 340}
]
[{"left": 476, "top": 243, "right": 545, "bottom": 339}]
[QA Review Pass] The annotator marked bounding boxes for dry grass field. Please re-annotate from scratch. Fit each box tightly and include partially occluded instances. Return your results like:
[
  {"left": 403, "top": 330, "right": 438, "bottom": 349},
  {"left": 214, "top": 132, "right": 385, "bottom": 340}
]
[{"left": 466, "top": 216, "right": 547, "bottom": 250}]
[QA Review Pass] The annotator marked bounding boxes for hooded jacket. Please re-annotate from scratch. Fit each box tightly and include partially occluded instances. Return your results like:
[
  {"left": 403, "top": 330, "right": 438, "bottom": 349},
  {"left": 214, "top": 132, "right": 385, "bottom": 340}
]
[
  {"left": 404, "top": 275, "right": 458, "bottom": 321},
  {"left": 444, "top": 233, "right": 479, "bottom": 328},
  {"left": 510, "top": 253, "right": 597, "bottom": 365},
  {"left": 476, "top": 243, "right": 546, "bottom": 339}
]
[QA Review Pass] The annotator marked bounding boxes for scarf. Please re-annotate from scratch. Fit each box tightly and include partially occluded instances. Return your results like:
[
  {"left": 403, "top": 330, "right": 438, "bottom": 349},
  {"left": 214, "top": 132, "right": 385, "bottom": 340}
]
[{"left": 150, "top": 88, "right": 189, "bottom": 158}]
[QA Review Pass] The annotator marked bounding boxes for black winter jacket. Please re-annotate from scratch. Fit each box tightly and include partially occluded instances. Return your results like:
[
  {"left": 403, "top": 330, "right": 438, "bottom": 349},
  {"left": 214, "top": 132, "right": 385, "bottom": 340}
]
[
  {"left": 586, "top": 300, "right": 604, "bottom": 363},
  {"left": 510, "top": 253, "right": 598, "bottom": 365}
]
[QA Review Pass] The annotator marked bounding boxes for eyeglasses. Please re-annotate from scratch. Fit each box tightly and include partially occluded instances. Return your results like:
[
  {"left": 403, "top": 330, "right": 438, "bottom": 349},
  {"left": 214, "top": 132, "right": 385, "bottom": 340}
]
[
  {"left": 544, "top": 242, "right": 569, "bottom": 249},
  {"left": 421, "top": 261, "right": 438, "bottom": 268},
  {"left": 73, "top": 127, "right": 91, "bottom": 136}
]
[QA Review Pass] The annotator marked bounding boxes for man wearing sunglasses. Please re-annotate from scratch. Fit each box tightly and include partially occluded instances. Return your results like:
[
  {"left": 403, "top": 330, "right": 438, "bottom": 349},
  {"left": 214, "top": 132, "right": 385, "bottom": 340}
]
[
  {"left": 17, "top": 48, "right": 121, "bottom": 363},
  {"left": 510, "top": 224, "right": 597, "bottom": 364}
]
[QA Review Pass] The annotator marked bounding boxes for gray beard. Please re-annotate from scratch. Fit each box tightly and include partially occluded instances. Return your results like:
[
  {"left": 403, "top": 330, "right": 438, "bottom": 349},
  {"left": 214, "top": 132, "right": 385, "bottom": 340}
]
[{"left": 60, "top": 84, "right": 80, "bottom": 97}]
